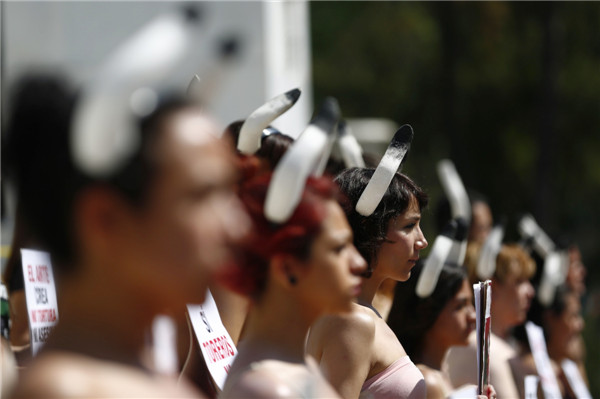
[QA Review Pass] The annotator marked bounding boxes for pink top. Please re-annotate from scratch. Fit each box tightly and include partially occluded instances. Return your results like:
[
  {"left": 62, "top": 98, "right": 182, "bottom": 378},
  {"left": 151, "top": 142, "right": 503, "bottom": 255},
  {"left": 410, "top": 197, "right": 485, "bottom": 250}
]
[{"left": 360, "top": 356, "right": 426, "bottom": 399}]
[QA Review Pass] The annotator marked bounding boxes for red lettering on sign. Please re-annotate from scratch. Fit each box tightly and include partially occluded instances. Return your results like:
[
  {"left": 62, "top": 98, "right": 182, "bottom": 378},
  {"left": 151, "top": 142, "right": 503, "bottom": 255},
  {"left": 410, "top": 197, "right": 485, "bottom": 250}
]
[
  {"left": 36, "top": 265, "right": 50, "bottom": 283},
  {"left": 27, "top": 265, "right": 35, "bottom": 282},
  {"left": 30, "top": 309, "right": 57, "bottom": 323},
  {"left": 201, "top": 335, "right": 235, "bottom": 363}
]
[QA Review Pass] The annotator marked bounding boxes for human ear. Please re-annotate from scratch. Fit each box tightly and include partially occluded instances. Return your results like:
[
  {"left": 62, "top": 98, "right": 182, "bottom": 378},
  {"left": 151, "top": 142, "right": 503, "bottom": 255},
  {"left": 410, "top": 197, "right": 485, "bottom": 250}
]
[
  {"left": 270, "top": 254, "right": 303, "bottom": 289},
  {"left": 74, "top": 186, "right": 133, "bottom": 258}
]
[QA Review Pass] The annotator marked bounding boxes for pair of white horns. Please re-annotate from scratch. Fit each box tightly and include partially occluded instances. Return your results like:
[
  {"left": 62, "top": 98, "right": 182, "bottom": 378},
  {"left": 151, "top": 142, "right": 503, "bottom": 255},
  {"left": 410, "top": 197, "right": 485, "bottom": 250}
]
[{"left": 72, "top": 6, "right": 202, "bottom": 178}]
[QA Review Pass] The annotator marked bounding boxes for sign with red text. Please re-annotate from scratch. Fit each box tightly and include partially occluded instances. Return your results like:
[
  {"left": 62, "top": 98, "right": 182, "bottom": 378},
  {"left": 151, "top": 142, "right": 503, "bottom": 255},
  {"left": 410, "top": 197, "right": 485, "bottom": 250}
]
[
  {"left": 21, "top": 249, "right": 59, "bottom": 355},
  {"left": 187, "top": 290, "right": 237, "bottom": 389}
]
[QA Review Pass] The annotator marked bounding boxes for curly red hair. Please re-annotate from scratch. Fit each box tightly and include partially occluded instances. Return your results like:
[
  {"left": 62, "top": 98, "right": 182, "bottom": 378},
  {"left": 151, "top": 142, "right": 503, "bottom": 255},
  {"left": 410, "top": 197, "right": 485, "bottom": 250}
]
[{"left": 219, "top": 172, "right": 339, "bottom": 298}]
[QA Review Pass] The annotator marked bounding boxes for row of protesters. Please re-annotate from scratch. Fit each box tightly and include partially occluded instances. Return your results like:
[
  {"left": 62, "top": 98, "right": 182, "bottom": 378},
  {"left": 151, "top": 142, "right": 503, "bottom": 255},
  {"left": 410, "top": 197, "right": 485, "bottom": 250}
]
[
  {"left": 442, "top": 243, "right": 536, "bottom": 398},
  {"left": 1, "top": 8, "right": 587, "bottom": 399},
  {"left": 512, "top": 239, "right": 590, "bottom": 399}
]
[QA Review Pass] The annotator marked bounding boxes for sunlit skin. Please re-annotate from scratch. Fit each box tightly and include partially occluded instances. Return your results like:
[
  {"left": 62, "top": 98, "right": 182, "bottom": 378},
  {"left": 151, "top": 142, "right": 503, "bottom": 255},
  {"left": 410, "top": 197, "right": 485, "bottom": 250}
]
[
  {"left": 15, "top": 108, "right": 248, "bottom": 398},
  {"left": 295, "top": 200, "right": 367, "bottom": 316},
  {"left": 491, "top": 271, "right": 535, "bottom": 340},
  {"left": 221, "top": 200, "right": 366, "bottom": 398},
  {"left": 307, "top": 195, "right": 429, "bottom": 399}
]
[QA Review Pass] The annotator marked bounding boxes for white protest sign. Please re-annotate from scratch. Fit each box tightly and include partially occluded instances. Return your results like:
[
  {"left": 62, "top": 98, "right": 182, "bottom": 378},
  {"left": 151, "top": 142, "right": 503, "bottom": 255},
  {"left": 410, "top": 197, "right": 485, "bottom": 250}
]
[
  {"left": 187, "top": 290, "right": 237, "bottom": 389},
  {"left": 20, "top": 249, "right": 59, "bottom": 355},
  {"left": 525, "top": 321, "right": 562, "bottom": 399},
  {"left": 524, "top": 375, "right": 539, "bottom": 399},
  {"left": 561, "top": 359, "right": 591, "bottom": 399}
]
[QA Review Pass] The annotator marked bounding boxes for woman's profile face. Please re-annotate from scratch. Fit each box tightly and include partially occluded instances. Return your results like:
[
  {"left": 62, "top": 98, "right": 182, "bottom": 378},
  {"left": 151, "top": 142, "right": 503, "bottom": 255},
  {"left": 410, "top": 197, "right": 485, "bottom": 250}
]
[
  {"left": 427, "top": 279, "right": 476, "bottom": 348},
  {"left": 493, "top": 267, "right": 534, "bottom": 327},
  {"left": 374, "top": 195, "right": 428, "bottom": 282},
  {"left": 298, "top": 200, "right": 367, "bottom": 314},
  {"left": 545, "top": 293, "right": 584, "bottom": 356}
]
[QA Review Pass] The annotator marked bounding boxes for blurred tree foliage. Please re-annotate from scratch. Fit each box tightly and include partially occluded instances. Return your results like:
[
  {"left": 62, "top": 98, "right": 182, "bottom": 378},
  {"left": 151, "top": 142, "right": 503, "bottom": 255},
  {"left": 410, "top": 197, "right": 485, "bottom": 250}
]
[{"left": 311, "top": 1, "right": 600, "bottom": 395}]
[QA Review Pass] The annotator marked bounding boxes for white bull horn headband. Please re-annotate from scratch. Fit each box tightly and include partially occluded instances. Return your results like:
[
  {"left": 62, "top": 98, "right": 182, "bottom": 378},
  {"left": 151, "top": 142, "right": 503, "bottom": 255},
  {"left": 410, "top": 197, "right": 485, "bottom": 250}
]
[
  {"left": 416, "top": 220, "right": 458, "bottom": 298},
  {"left": 264, "top": 97, "right": 340, "bottom": 223},
  {"left": 446, "top": 217, "right": 469, "bottom": 266},
  {"left": 476, "top": 224, "right": 505, "bottom": 279},
  {"left": 437, "top": 159, "right": 471, "bottom": 224},
  {"left": 237, "top": 88, "right": 301, "bottom": 155},
  {"left": 337, "top": 121, "right": 365, "bottom": 169},
  {"left": 517, "top": 214, "right": 555, "bottom": 258},
  {"left": 355, "top": 124, "right": 414, "bottom": 216},
  {"left": 71, "top": 7, "right": 200, "bottom": 178}
]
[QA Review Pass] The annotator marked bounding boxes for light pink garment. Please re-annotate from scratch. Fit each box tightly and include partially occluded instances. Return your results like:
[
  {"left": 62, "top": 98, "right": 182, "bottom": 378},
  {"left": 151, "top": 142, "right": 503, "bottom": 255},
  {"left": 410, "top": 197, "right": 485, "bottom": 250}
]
[{"left": 360, "top": 356, "right": 426, "bottom": 399}]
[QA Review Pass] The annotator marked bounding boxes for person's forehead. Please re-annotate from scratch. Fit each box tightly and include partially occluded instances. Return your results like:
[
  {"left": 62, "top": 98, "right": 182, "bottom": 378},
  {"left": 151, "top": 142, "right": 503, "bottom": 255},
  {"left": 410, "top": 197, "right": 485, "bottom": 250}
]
[
  {"left": 154, "top": 110, "right": 236, "bottom": 180},
  {"left": 159, "top": 108, "right": 222, "bottom": 150},
  {"left": 401, "top": 195, "right": 421, "bottom": 218}
]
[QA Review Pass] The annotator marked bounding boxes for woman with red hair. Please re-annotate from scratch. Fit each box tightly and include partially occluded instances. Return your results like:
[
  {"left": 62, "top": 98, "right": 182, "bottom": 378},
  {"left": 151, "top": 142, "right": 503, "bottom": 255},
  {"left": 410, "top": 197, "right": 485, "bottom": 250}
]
[{"left": 218, "top": 171, "right": 367, "bottom": 398}]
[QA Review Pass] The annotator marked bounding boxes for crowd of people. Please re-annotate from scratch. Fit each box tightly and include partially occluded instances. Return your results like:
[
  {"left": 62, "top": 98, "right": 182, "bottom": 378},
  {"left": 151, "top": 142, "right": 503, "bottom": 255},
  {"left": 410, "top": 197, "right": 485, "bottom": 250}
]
[{"left": 0, "top": 7, "right": 591, "bottom": 399}]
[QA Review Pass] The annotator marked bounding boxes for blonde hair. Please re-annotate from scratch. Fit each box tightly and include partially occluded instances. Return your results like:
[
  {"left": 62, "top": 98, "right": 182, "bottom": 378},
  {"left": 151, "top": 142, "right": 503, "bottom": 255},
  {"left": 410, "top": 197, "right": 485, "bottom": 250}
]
[{"left": 464, "top": 242, "right": 536, "bottom": 284}]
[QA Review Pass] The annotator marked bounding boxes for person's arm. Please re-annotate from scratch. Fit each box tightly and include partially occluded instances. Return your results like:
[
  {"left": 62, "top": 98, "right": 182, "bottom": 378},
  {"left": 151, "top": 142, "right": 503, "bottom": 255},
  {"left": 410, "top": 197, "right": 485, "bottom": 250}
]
[
  {"left": 307, "top": 312, "right": 375, "bottom": 399},
  {"left": 417, "top": 366, "right": 447, "bottom": 399}
]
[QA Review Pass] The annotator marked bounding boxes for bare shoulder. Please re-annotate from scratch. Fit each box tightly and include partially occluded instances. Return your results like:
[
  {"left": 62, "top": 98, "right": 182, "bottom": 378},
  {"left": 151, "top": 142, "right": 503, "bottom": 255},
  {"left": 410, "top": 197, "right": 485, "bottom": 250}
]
[
  {"left": 310, "top": 305, "right": 376, "bottom": 343},
  {"left": 307, "top": 306, "right": 376, "bottom": 362},
  {"left": 417, "top": 365, "right": 448, "bottom": 399},
  {"left": 12, "top": 352, "right": 201, "bottom": 398}
]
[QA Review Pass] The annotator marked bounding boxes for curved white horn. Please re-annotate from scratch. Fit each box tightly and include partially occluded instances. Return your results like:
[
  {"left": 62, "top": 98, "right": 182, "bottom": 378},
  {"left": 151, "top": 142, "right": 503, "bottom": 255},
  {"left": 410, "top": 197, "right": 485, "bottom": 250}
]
[
  {"left": 476, "top": 224, "right": 505, "bottom": 279},
  {"left": 416, "top": 221, "right": 457, "bottom": 298},
  {"left": 72, "top": 7, "right": 200, "bottom": 178},
  {"left": 237, "top": 88, "right": 301, "bottom": 155},
  {"left": 264, "top": 98, "right": 340, "bottom": 223},
  {"left": 437, "top": 159, "right": 471, "bottom": 223},
  {"left": 355, "top": 124, "right": 413, "bottom": 216},
  {"left": 337, "top": 121, "right": 365, "bottom": 168}
]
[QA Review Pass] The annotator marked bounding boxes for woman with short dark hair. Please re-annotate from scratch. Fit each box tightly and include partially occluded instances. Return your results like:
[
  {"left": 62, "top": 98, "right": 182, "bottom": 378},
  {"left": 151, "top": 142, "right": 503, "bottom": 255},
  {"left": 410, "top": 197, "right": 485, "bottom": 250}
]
[{"left": 307, "top": 166, "right": 430, "bottom": 399}]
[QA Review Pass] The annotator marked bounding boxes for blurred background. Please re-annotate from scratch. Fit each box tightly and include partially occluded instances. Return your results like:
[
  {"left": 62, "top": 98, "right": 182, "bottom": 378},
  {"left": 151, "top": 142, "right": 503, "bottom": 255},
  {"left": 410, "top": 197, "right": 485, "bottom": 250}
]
[{"left": 1, "top": 1, "right": 599, "bottom": 396}]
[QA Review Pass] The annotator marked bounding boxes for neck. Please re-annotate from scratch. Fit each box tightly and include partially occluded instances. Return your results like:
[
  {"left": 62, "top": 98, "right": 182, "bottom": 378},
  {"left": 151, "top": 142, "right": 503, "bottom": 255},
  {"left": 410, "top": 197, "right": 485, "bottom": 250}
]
[
  {"left": 357, "top": 271, "right": 386, "bottom": 306},
  {"left": 46, "top": 265, "right": 157, "bottom": 369},
  {"left": 490, "top": 309, "right": 513, "bottom": 341},
  {"left": 240, "top": 288, "right": 316, "bottom": 363}
]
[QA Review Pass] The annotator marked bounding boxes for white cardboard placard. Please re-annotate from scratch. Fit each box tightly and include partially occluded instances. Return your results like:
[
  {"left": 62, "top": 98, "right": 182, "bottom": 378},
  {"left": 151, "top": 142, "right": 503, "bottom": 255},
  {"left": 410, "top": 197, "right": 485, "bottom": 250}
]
[
  {"left": 524, "top": 375, "right": 540, "bottom": 399},
  {"left": 525, "top": 321, "right": 562, "bottom": 399},
  {"left": 187, "top": 290, "right": 237, "bottom": 389},
  {"left": 20, "top": 249, "right": 59, "bottom": 355},
  {"left": 561, "top": 359, "right": 591, "bottom": 399}
]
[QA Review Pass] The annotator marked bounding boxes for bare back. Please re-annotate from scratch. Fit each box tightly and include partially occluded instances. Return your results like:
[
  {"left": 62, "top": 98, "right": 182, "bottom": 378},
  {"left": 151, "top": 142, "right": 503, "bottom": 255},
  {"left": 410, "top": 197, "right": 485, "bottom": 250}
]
[{"left": 220, "top": 358, "right": 340, "bottom": 399}]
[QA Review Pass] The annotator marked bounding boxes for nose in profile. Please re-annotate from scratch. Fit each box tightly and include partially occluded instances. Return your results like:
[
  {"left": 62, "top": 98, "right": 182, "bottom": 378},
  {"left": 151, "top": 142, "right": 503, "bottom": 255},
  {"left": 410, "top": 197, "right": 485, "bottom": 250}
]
[{"left": 415, "top": 228, "right": 428, "bottom": 250}]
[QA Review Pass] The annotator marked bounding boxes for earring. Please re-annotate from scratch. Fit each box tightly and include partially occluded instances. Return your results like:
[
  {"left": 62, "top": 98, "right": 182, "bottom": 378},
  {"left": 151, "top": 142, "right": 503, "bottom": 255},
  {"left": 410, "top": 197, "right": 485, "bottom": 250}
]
[{"left": 288, "top": 275, "right": 297, "bottom": 286}]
